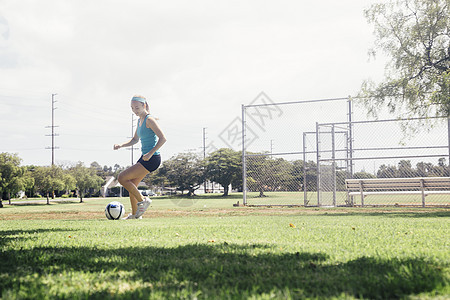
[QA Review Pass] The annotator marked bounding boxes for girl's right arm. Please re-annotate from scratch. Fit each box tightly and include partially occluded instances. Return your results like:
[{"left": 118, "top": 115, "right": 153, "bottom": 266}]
[{"left": 114, "top": 128, "right": 139, "bottom": 150}]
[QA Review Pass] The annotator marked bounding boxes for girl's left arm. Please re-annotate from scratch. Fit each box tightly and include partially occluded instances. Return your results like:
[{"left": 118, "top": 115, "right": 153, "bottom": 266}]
[{"left": 142, "top": 117, "right": 167, "bottom": 161}]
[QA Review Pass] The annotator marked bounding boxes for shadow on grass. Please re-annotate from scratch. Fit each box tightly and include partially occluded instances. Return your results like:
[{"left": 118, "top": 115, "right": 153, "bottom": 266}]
[
  {"left": 0, "top": 228, "right": 82, "bottom": 249},
  {"left": 0, "top": 242, "right": 446, "bottom": 299}
]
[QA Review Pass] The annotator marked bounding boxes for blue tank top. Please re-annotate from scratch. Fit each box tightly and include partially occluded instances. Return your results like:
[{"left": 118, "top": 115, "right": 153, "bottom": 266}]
[{"left": 137, "top": 115, "right": 160, "bottom": 155}]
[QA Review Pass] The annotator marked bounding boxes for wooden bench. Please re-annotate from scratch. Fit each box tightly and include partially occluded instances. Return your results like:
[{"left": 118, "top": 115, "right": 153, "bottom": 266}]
[{"left": 345, "top": 177, "right": 450, "bottom": 207}]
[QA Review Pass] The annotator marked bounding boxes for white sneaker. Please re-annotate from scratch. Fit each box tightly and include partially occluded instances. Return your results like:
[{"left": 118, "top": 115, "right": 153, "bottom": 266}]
[
  {"left": 122, "top": 213, "right": 142, "bottom": 220},
  {"left": 135, "top": 197, "right": 152, "bottom": 218}
]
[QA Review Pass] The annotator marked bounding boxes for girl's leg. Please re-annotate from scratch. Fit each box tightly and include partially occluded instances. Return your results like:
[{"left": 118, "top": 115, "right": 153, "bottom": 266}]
[
  {"left": 118, "top": 163, "right": 149, "bottom": 214},
  {"left": 129, "top": 177, "right": 145, "bottom": 215},
  {"left": 129, "top": 179, "right": 139, "bottom": 215}
]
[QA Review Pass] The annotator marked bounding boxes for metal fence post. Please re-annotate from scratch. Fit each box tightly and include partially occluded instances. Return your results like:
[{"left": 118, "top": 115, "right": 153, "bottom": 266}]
[
  {"left": 344, "top": 131, "right": 352, "bottom": 205},
  {"left": 332, "top": 124, "right": 336, "bottom": 207},
  {"left": 316, "top": 122, "right": 321, "bottom": 207},
  {"left": 242, "top": 104, "right": 247, "bottom": 206},
  {"left": 303, "top": 132, "right": 307, "bottom": 206},
  {"left": 420, "top": 179, "right": 425, "bottom": 207},
  {"left": 448, "top": 117, "right": 450, "bottom": 176},
  {"left": 347, "top": 96, "right": 354, "bottom": 178}
]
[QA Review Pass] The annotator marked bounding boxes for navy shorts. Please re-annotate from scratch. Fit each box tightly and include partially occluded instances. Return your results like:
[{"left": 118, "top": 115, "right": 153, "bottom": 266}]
[{"left": 138, "top": 154, "right": 161, "bottom": 172}]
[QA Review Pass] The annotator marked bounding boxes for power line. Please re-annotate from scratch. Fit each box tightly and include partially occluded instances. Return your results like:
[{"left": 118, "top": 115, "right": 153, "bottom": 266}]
[
  {"left": 2, "top": 148, "right": 45, "bottom": 151},
  {"left": 57, "top": 107, "right": 129, "bottom": 125},
  {"left": 0, "top": 92, "right": 49, "bottom": 102},
  {"left": 60, "top": 94, "right": 134, "bottom": 118},
  {"left": 59, "top": 98, "right": 125, "bottom": 119},
  {"left": 63, "top": 133, "right": 125, "bottom": 138},
  {"left": 63, "top": 147, "right": 108, "bottom": 152},
  {"left": 0, "top": 91, "right": 144, "bottom": 120}
]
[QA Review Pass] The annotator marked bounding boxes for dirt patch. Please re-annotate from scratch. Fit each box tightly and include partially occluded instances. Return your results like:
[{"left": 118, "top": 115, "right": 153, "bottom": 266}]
[
  {"left": 0, "top": 207, "right": 320, "bottom": 220},
  {"left": 1, "top": 207, "right": 448, "bottom": 221}
]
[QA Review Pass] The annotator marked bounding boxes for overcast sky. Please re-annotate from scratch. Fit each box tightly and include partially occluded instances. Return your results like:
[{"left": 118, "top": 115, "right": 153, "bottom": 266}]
[{"left": 0, "top": 0, "right": 388, "bottom": 168}]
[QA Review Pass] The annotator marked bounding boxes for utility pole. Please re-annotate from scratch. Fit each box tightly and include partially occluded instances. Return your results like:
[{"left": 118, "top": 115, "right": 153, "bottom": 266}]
[
  {"left": 270, "top": 139, "right": 274, "bottom": 158},
  {"left": 203, "top": 127, "right": 207, "bottom": 159},
  {"left": 203, "top": 127, "right": 207, "bottom": 193},
  {"left": 128, "top": 114, "right": 137, "bottom": 165},
  {"left": 46, "top": 93, "right": 59, "bottom": 166}
]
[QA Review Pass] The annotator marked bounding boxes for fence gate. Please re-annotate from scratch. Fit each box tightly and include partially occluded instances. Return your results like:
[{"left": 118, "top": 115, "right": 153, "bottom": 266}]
[{"left": 316, "top": 124, "right": 351, "bottom": 206}]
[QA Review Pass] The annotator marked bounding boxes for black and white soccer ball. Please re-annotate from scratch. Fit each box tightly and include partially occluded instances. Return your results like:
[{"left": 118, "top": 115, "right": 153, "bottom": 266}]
[{"left": 105, "top": 201, "right": 125, "bottom": 220}]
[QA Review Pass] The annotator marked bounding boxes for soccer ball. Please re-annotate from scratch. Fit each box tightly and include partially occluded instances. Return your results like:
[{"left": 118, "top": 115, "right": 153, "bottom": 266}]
[{"left": 105, "top": 201, "right": 125, "bottom": 220}]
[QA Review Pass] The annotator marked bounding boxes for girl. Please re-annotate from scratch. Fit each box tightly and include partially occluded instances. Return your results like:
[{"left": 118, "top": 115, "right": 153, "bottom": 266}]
[{"left": 114, "top": 95, "right": 166, "bottom": 219}]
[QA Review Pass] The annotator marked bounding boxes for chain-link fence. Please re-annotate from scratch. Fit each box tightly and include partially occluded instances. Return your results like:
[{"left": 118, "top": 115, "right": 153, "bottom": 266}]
[
  {"left": 242, "top": 96, "right": 450, "bottom": 207},
  {"left": 317, "top": 117, "right": 450, "bottom": 206}
]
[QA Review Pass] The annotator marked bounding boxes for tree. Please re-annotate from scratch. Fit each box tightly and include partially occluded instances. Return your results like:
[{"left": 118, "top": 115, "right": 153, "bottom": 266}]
[
  {"left": 270, "top": 158, "right": 296, "bottom": 192},
  {"left": 23, "top": 165, "right": 38, "bottom": 198},
  {"left": 90, "top": 161, "right": 107, "bottom": 179},
  {"left": 360, "top": 0, "right": 450, "bottom": 118},
  {"left": 246, "top": 154, "right": 271, "bottom": 197},
  {"left": 416, "top": 162, "right": 434, "bottom": 176},
  {"left": 290, "top": 160, "right": 305, "bottom": 192},
  {"left": 353, "top": 171, "right": 377, "bottom": 179},
  {"left": 303, "top": 160, "right": 318, "bottom": 192},
  {"left": 0, "top": 153, "right": 34, "bottom": 206},
  {"left": 162, "top": 152, "right": 205, "bottom": 196},
  {"left": 32, "top": 165, "right": 74, "bottom": 204},
  {"left": 205, "top": 148, "right": 241, "bottom": 196},
  {"left": 71, "top": 163, "right": 104, "bottom": 202},
  {"left": 377, "top": 164, "right": 398, "bottom": 178},
  {"left": 62, "top": 172, "right": 76, "bottom": 196},
  {"left": 112, "top": 164, "right": 125, "bottom": 180},
  {"left": 398, "top": 160, "right": 414, "bottom": 177},
  {"left": 103, "top": 165, "right": 112, "bottom": 175},
  {"left": 246, "top": 155, "right": 290, "bottom": 196},
  {"left": 433, "top": 157, "right": 449, "bottom": 176},
  {"left": 143, "top": 167, "right": 169, "bottom": 194},
  {"left": 377, "top": 159, "right": 449, "bottom": 178},
  {"left": 90, "top": 161, "right": 102, "bottom": 170},
  {"left": 231, "top": 172, "right": 243, "bottom": 193}
]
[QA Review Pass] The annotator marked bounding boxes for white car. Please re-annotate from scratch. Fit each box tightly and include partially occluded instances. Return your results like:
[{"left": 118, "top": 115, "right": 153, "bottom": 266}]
[{"left": 141, "top": 190, "right": 156, "bottom": 196}]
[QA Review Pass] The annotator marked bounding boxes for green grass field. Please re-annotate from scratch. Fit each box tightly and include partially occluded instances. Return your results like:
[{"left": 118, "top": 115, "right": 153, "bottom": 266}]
[{"left": 1, "top": 195, "right": 449, "bottom": 299}]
